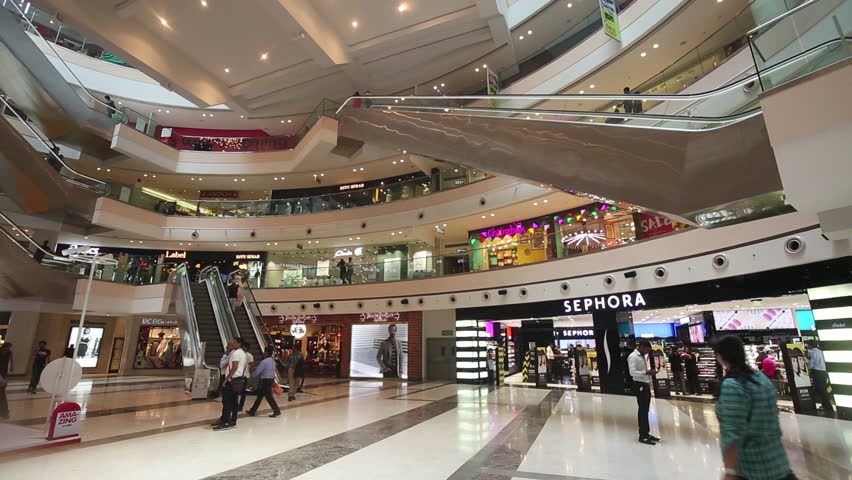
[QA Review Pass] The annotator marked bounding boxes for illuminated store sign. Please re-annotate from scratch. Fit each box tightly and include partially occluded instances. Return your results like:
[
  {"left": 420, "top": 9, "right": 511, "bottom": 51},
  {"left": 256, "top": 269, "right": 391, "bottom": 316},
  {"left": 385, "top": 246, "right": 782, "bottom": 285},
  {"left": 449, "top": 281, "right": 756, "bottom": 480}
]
[
  {"left": 480, "top": 223, "right": 525, "bottom": 238},
  {"left": 141, "top": 317, "right": 179, "bottom": 326},
  {"left": 339, "top": 183, "right": 365, "bottom": 191},
  {"left": 558, "top": 329, "right": 595, "bottom": 338},
  {"left": 165, "top": 250, "right": 187, "bottom": 259},
  {"left": 276, "top": 315, "right": 317, "bottom": 324},
  {"left": 334, "top": 248, "right": 363, "bottom": 257},
  {"left": 359, "top": 312, "right": 400, "bottom": 322},
  {"left": 563, "top": 293, "right": 647, "bottom": 314},
  {"left": 235, "top": 254, "right": 261, "bottom": 260},
  {"left": 290, "top": 323, "right": 307, "bottom": 339}
]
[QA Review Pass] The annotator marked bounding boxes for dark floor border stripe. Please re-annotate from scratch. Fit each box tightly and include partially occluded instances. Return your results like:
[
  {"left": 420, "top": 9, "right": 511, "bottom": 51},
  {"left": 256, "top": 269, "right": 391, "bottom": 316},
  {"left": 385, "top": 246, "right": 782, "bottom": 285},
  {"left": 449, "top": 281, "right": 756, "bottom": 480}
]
[
  {"left": 480, "top": 467, "right": 603, "bottom": 480},
  {"left": 384, "top": 381, "right": 456, "bottom": 399},
  {"left": 9, "top": 398, "right": 213, "bottom": 426},
  {"left": 6, "top": 379, "right": 186, "bottom": 401},
  {"left": 447, "top": 390, "right": 564, "bottom": 480},
  {"left": 201, "top": 394, "right": 461, "bottom": 479}
]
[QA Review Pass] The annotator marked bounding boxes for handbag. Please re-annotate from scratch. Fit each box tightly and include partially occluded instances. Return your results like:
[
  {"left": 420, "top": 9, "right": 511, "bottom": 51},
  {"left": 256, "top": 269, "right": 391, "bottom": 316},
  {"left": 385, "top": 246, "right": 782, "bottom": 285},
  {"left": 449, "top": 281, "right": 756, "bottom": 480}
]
[
  {"left": 272, "top": 383, "right": 284, "bottom": 396},
  {"left": 228, "top": 377, "right": 245, "bottom": 393}
]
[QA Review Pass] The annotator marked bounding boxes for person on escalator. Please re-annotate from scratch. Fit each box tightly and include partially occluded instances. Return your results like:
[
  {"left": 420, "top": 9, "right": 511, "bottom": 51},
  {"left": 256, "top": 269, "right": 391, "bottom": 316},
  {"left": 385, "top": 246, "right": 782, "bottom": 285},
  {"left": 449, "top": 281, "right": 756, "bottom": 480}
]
[
  {"left": 227, "top": 278, "right": 240, "bottom": 312},
  {"left": 104, "top": 95, "right": 117, "bottom": 119},
  {"left": 33, "top": 240, "right": 51, "bottom": 264}
]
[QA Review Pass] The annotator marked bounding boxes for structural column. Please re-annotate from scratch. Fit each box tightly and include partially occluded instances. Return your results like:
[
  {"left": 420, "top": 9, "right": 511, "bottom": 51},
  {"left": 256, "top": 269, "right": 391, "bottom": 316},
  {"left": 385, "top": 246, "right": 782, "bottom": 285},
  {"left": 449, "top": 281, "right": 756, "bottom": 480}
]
[
  {"left": 808, "top": 283, "right": 852, "bottom": 421},
  {"left": 592, "top": 310, "right": 627, "bottom": 394}
]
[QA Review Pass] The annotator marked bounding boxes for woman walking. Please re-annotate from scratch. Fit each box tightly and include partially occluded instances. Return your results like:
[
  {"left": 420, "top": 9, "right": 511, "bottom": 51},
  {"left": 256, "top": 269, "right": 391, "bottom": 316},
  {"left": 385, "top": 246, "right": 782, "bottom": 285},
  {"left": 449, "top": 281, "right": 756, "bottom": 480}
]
[{"left": 714, "top": 335, "right": 796, "bottom": 480}]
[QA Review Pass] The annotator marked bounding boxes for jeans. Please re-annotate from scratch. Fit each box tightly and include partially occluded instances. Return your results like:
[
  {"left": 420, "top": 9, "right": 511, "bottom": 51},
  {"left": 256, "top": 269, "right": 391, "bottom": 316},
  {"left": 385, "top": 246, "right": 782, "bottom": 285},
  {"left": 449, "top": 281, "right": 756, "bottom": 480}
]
[
  {"left": 249, "top": 378, "right": 280, "bottom": 415},
  {"left": 221, "top": 380, "right": 241, "bottom": 426},
  {"left": 29, "top": 365, "right": 45, "bottom": 391},
  {"left": 671, "top": 370, "right": 685, "bottom": 394},
  {"left": 633, "top": 382, "right": 651, "bottom": 438}
]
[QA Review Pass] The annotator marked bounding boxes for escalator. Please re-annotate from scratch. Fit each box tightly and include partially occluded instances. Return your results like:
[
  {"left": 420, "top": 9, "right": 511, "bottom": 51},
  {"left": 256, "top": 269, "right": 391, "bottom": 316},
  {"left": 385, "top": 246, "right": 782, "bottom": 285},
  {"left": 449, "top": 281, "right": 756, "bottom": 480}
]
[
  {"left": 188, "top": 281, "right": 227, "bottom": 368},
  {"left": 0, "top": 6, "right": 117, "bottom": 158},
  {"left": 0, "top": 210, "right": 80, "bottom": 300}
]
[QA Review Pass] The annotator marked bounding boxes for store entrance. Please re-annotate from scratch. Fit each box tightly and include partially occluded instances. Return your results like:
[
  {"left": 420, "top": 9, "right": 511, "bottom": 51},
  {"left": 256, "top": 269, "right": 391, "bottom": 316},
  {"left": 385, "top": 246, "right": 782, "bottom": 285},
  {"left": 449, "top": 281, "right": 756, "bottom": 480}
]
[{"left": 268, "top": 324, "right": 343, "bottom": 378}]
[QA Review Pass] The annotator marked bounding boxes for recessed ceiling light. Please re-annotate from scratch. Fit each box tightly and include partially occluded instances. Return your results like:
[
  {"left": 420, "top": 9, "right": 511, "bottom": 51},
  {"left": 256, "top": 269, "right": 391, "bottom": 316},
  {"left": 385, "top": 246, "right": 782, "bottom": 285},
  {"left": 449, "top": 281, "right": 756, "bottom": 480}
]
[
  {"left": 543, "top": 199, "right": 548, "bottom": 203},
  {"left": 241, "top": 178, "right": 245, "bottom": 182},
  {"left": 640, "top": 52, "right": 647, "bottom": 57},
  {"left": 475, "top": 67, "right": 480, "bottom": 72},
  {"left": 240, "top": 115, "right": 244, "bottom": 118},
  {"left": 518, "top": 35, "right": 524, "bottom": 40},
  {"left": 359, "top": 167, "right": 364, "bottom": 171},
  {"left": 527, "top": 30, "right": 532, "bottom": 35},
  {"left": 157, "top": 109, "right": 162, "bottom": 112},
  {"left": 533, "top": 202, "right": 539, "bottom": 206},
  {"left": 442, "top": 224, "right": 447, "bottom": 227},
  {"left": 233, "top": 179, "right": 238, "bottom": 182},
  {"left": 399, "top": 159, "right": 404, "bottom": 163},
  {"left": 160, "top": 18, "right": 168, "bottom": 27},
  {"left": 567, "top": 2, "right": 573, "bottom": 7},
  {"left": 281, "top": 120, "right": 285, "bottom": 123},
  {"left": 402, "top": 150, "right": 407, "bottom": 154},
  {"left": 653, "top": 43, "right": 659, "bottom": 49},
  {"left": 274, "top": 177, "right": 278, "bottom": 180},
  {"left": 440, "top": 83, "right": 445, "bottom": 87},
  {"left": 589, "top": 84, "right": 595, "bottom": 89},
  {"left": 166, "top": 110, "right": 170, "bottom": 113},
  {"left": 202, "top": 113, "right": 207, "bottom": 117},
  {"left": 579, "top": 90, "right": 584, "bottom": 94},
  {"left": 353, "top": 168, "right": 357, "bottom": 172},
  {"left": 356, "top": 237, "right": 361, "bottom": 240},
  {"left": 260, "top": 52, "right": 268, "bottom": 61},
  {"left": 287, "top": 119, "right": 292, "bottom": 123},
  {"left": 482, "top": 64, "right": 487, "bottom": 69},
  {"left": 200, "top": 0, "right": 207, "bottom": 6},
  {"left": 209, "top": 114, "right": 213, "bottom": 117},
  {"left": 224, "top": 68, "right": 230, "bottom": 73},
  {"left": 481, "top": 215, "right": 486, "bottom": 219},
  {"left": 490, "top": 213, "right": 495, "bottom": 216},
  {"left": 97, "top": 167, "right": 101, "bottom": 171},
  {"left": 398, "top": 3, "right": 408, "bottom": 12},
  {"left": 352, "top": 20, "right": 358, "bottom": 27}
]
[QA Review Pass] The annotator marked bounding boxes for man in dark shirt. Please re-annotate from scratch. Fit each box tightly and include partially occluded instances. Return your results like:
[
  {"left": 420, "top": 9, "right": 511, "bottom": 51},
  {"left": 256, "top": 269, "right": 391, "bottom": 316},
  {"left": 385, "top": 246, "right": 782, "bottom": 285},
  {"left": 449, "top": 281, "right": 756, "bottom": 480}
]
[
  {"left": 0, "top": 342, "right": 12, "bottom": 419},
  {"left": 28, "top": 341, "right": 51, "bottom": 393},
  {"left": 376, "top": 324, "right": 404, "bottom": 378},
  {"left": 33, "top": 240, "right": 51, "bottom": 264},
  {"left": 104, "top": 95, "right": 117, "bottom": 119},
  {"left": 669, "top": 347, "right": 684, "bottom": 395}
]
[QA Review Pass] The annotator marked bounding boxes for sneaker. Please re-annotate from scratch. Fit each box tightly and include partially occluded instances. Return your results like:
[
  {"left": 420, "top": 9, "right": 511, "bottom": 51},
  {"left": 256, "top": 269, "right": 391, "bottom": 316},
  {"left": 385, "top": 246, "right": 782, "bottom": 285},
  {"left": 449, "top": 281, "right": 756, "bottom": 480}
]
[
  {"left": 213, "top": 423, "right": 233, "bottom": 431},
  {"left": 639, "top": 437, "right": 657, "bottom": 445},
  {"left": 647, "top": 435, "right": 661, "bottom": 442},
  {"left": 269, "top": 412, "right": 281, "bottom": 418}
]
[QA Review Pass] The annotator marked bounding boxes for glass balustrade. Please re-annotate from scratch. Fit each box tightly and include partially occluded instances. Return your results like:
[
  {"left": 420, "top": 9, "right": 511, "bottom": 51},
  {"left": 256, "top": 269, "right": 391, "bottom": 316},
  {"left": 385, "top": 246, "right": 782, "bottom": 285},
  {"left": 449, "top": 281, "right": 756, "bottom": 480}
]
[
  {"left": 260, "top": 220, "right": 690, "bottom": 289},
  {"left": 748, "top": 0, "right": 851, "bottom": 90},
  {"left": 108, "top": 166, "right": 488, "bottom": 217}
]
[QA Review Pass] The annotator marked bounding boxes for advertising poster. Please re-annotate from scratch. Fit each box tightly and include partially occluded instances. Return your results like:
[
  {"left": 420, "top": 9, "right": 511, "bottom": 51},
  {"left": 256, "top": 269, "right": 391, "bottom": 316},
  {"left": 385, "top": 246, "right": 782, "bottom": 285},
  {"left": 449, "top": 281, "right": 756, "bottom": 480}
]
[
  {"left": 713, "top": 309, "right": 796, "bottom": 331},
  {"left": 782, "top": 343, "right": 817, "bottom": 414},
  {"left": 574, "top": 347, "right": 592, "bottom": 392},
  {"left": 67, "top": 327, "right": 104, "bottom": 368},
  {"left": 349, "top": 323, "right": 408, "bottom": 379},
  {"left": 536, "top": 347, "right": 548, "bottom": 388},
  {"left": 588, "top": 351, "right": 600, "bottom": 387},
  {"left": 599, "top": 0, "right": 621, "bottom": 41},
  {"left": 651, "top": 345, "right": 671, "bottom": 398}
]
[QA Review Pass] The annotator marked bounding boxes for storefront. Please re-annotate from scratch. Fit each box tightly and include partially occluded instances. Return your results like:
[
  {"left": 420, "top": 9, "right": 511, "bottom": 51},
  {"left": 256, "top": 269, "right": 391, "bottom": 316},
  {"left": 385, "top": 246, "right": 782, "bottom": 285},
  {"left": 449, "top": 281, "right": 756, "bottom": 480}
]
[
  {"left": 262, "top": 312, "right": 422, "bottom": 380},
  {"left": 186, "top": 251, "right": 267, "bottom": 287},
  {"left": 468, "top": 202, "right": 679, "bottom": 271},
  {"left": 455, "top": 257, "right": 852, "bottom": 418},
  {"left": 265, "top": 241, "right": 436, "bottom": 287},
  {"left": 130, "top": 316, "right": 184, "bottom": 372},
  {"left": 56, "top": 244, "right": 183, "bottom": 285}
]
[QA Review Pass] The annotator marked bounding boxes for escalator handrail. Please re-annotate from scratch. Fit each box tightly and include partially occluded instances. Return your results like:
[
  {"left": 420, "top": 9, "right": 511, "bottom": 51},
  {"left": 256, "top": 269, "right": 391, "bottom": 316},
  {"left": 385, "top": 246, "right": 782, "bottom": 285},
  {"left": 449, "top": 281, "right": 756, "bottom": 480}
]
[
  {"left": 335, "top": 35, "right": 850, "bottom": 116},
  {"left": 0, "top": 95, "right": 107, "bottom": 188},
  {"left": 8, "top": 1, "right": 121, "bottom": 117},
  {"left": 174, "top": 263, "right": 217, "bottom": 373},
  {"left": 227, "top": 269, "right": 270, "bottom": 354},
  {"left": 200, "top": 265, "right": 239, "bottom": 343},
  {"left": 748, "top": 0, "right": 822, "bottom": 35},
  {"left": 0, "top": 210, "right": 72, "bottom": 263}
]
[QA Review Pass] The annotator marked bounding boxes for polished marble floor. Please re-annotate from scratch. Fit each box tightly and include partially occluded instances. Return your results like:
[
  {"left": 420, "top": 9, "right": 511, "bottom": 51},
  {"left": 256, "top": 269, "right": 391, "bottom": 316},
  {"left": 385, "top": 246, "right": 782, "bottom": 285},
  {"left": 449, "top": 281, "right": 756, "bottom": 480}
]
[{"left": 1, "top": 376, "right": 850, "bottom": 479}]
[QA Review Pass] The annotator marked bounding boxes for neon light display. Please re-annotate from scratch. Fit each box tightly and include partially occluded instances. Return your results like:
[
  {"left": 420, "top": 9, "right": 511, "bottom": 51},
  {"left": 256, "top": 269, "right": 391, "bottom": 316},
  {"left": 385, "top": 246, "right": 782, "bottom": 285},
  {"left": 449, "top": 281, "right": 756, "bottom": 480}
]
[
  {"left": 562, "top": 230, "right": 607, "bottom": 247},
  {"left": 480, "top": 222, "right": 525, "bottom": 238}
]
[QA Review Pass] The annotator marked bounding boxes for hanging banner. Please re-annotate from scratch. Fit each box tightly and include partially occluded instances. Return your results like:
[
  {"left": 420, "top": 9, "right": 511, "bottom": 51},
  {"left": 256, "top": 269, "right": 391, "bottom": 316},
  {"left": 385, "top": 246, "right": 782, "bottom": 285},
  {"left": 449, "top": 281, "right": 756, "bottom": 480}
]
[
  {"left": 782, "top": 343, "right": 817, "bottom": 414},
  {"left": 651, "top": 345, "right": 671, "bottom": 398},
  {"left": 486, "top": 67, "right": 501, "bottom": 107},
  {"left": 599, "top": 0, "right": 622, "bottom": 42}
]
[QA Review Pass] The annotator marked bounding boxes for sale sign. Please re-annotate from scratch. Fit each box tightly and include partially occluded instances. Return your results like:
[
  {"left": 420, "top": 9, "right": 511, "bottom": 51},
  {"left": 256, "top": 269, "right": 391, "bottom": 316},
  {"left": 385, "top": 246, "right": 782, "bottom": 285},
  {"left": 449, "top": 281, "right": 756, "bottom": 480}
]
[
  {"left": 47, "top": 402, "right": 81, "bottom": 440},
  {"left": 639, "top": 213, "right": 675, "bottom": 239}
]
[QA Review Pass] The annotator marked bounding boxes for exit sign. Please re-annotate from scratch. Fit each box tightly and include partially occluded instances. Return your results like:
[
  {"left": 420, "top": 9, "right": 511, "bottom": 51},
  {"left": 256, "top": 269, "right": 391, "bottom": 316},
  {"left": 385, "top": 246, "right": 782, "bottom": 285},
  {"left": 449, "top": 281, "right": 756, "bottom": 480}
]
[{"left": 441, "top": 330, "right": 454, "bottom": 336}]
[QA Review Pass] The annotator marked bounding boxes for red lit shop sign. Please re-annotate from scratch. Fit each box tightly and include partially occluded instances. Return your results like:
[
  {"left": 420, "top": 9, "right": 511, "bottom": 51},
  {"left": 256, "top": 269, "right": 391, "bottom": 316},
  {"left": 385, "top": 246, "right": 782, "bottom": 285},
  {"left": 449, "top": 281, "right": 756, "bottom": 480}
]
[
  {"left": 640, "top": 213, "right": 674, "bottom": 238},
  {"left": 563, "top": 292, "right": 647, "bottom": 314},
  {"left": 480, "top": 223, "right": 525, "bottom": 238},
  {"left": 339, "top": 183, "right": 365, "bottom": 191}
]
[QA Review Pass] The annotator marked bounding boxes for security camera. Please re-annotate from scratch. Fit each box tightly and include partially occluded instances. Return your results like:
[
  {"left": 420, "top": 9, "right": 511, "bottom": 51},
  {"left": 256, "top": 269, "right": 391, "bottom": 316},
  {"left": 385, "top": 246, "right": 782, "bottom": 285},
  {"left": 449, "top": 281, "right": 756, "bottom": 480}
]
[
  {"left": 250, "top": 230, "right": 256, "bottom": 238},
  {"left": 479, "top": 198, "right": 486, "bottom": 206},
  {"left": 191, "top": 230, "right": 199, "bottom": 240}
]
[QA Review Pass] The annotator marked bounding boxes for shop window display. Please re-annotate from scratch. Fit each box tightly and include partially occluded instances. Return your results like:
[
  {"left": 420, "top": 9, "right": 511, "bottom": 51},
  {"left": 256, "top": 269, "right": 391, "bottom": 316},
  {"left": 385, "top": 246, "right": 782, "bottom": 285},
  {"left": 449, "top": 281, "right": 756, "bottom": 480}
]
[
  {"left": 67, "top": 327, "right": 104, "bottom": 368},
  {"left": 134, "top": 327, "right": 183, "bottom": 369}
]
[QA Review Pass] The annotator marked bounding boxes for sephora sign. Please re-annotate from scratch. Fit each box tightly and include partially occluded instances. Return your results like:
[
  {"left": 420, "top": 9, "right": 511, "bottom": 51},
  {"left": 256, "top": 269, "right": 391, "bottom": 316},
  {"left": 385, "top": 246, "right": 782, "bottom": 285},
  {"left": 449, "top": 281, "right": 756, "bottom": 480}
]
[{"left": 563, "top": 292, "right": 647, "bottom": 314}]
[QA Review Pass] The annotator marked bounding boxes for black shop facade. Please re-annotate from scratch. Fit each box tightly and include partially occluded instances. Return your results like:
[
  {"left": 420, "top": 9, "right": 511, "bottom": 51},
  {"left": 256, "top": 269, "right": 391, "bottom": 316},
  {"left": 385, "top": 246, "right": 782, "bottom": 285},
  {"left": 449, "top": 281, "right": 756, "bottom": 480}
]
[{"left": 455, "top": 256, "right": 852, "bottom": 418}]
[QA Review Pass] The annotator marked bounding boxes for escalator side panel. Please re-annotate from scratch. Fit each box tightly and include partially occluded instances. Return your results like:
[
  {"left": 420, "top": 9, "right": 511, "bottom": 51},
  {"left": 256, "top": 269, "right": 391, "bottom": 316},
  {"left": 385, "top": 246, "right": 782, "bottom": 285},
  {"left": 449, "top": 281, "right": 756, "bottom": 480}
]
[
  {"left": 0, "top": 231, "right": 77, "bottom": 300},
  {"left": 338, "top": 109, "right": 782, "bottom": 220},
  {"left": 0, "top": 117, "right": 97, "bottom": 216}
]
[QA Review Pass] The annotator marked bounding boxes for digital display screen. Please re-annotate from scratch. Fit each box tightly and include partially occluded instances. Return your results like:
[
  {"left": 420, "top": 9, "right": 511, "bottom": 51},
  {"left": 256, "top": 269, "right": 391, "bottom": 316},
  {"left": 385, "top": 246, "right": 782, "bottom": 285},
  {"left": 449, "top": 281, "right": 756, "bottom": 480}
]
[
  {"left": 689, "top": 323, "right": 705, "bottom": 344},
  {"left": 67, "top": 327, "right": 104, "bottom": 368},
  {"left": 349, "top": 323, "right": 408, "bottom": 379},
  {"left": 713, "top": 309, "right": 796, "bottom": 331}
]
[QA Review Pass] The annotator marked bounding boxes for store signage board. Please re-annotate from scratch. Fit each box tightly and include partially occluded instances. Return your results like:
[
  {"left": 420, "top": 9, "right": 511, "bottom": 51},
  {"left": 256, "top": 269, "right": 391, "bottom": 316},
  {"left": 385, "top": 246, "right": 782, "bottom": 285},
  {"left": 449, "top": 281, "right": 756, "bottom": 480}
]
[
  {"left": 273, "top": 315, "right": 318, "bottom": 325},
  {"left": 781, "top": 343, "right": 818, "bottom": 414},
  {"left": 481, "top": 223, "right": 525, "bottom": 238},
  {"left": 141, "top": 317, "right": 179, "bottom": 326},
  {"left": 200, "top": 190, "right": 239, "bottom": 199},
  {"left": 599, "top": 0, "right": 621, "bottom": 41},
  {"left": 164, "top": 250, "right": 187, "bottom": 259},
  {"left": 339, "top": 183, "right": 365, "bottom": 191},
  {"left": 640, "top": 213, "right": 674, "bottom": 239},
  {"left": 557, "top": 329, "right": 595, "bottom": 338},
  {"left": 235, "top": 254, "right": 261, "bottom": 260},
  {"left": 563, "top": 292, "right": 647, "bottom": 314},
  {"left": 359, "top": 312, "right": 400, "bottom": 322},
  {"left": 290, "top": 323, "right": 307, "bottom": 339}
]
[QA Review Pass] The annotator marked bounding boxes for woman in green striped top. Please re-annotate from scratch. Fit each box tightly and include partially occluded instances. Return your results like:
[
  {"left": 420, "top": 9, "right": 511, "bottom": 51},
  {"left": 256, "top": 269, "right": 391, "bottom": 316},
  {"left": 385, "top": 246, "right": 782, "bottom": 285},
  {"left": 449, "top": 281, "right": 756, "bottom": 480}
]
[{"left": 713, "top": 335, "right": 796, "bottom": 480}]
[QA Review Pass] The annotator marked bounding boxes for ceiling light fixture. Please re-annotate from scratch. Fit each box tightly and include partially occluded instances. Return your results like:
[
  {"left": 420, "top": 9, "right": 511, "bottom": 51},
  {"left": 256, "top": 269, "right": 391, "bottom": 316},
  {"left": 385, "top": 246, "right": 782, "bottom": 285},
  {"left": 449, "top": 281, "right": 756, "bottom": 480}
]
[
  {"left": 579, "top": 90, "right": 584, "bottom": 94},
  {"left": 398, "top": 3, "right": 408, "bottom": 12},
  {"left": 166, "top": 110, "right": 170, "bottom": 114},
  {"left": 640, "top": 52, "right": 647, "bottom": 57},
  {"left": 200, "top": 0, "right": 207, "bottom": 6},
  {"left": 260, "top": 52, "right": 268, "bottom": 61},
  {"left": 159, "top": 17, "right": 168, "bottom": 27},
  {"left": 475, "top": 67, "right": 480, "bottom": 72},
  {"left": 482, "top": 64, "right": 487, "bottom": 69},
  {"left": 518, "top": 35, "right": 524, "bottom": 40},
  {"left": 567, "top": 2, "right": 573, "bottom": 7},
  {"left": 351, "top": 20, "right": 358, "bottom": 28},
  {"left": 240, "top": 115, "right": 244, "bottom": 118},
  {"left": 589, "top": 84, "right": 595, "bottom": 89},
  {"left": 224, "top": 68, "right": 230, "bottom": 73},
  {"left": 287, "top": 119, "right": 292, "bottom": 123},
  {"left": 653, "top": 43, "right": 659, "bottom": 49},
  {"left": 281, "top": 120, "right": 285, "bottom": 123},
  {"left": 527, "top": 30, "right": 532, "bottom": 35}
]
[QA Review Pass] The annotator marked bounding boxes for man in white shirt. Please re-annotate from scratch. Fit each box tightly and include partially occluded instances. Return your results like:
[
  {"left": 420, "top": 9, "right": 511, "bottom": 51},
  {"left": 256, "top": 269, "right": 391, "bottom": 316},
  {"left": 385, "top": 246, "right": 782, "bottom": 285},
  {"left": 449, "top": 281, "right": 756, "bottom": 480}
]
[
  {"left": 215, "top": 339, "right": 247, "bottom": 431},
  {"left": 628, "top": 340, "right": 659, "bottom": 445}
]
